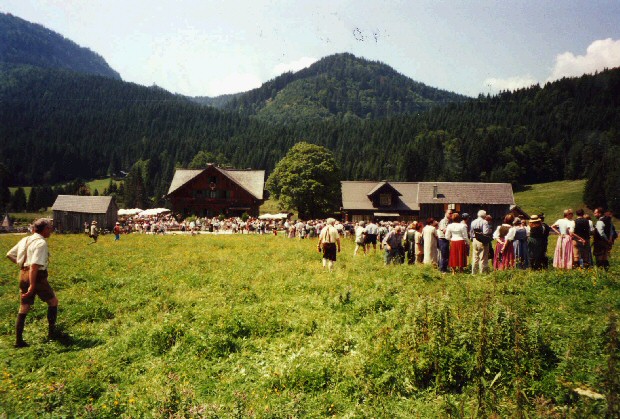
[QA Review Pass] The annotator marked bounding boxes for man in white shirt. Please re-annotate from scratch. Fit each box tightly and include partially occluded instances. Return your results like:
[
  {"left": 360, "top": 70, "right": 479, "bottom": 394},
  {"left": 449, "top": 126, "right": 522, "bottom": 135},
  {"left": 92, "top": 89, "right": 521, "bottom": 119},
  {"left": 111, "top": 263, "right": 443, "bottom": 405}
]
[
  {"left": 317, "top": 218, "right": 341, "bottom": 271},
  {"left": 6, "top": 218, "right": 59, "bottom": 348},
  {"left": 364, "top": 220, "right": 379, "bottom": 254}
]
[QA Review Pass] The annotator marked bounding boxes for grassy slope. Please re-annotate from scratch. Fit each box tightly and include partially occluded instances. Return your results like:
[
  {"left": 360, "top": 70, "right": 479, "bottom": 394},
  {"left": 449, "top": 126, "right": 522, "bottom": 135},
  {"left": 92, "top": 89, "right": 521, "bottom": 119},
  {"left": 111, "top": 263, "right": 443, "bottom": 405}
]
[{"left": 514, "top": 180, "right": 587, "bottom": 219}]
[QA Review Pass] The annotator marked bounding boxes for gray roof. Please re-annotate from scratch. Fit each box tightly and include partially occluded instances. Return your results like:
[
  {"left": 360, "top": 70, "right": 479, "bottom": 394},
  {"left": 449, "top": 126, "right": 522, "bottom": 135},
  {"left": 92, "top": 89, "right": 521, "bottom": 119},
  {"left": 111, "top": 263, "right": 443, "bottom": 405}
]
[
  {"left": 223, "top": 169, "right": 265, "bottom": 200},
  {"left": 167, "top": 170, "right": 203, "bottom": 196},
  {"left": 342, "top": 181, "right": 420, "bottom": 211},
  {"left": 417, "top": 182, "right": 514, "bottom": 204},
  {"left": 342, "top": 181, "right": 515, "bottom": 211},
  {"left": 167, "top": 167, "right": 265, "bottom": 200},
  {"left": 52, "top": 195, "right": 117, "bottom": 213}
]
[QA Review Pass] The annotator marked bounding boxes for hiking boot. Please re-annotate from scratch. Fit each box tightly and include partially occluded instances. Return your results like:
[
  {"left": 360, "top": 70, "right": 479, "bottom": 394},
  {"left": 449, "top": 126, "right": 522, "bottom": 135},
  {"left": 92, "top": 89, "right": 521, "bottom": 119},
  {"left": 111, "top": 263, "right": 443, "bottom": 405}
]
[{"left": 14, "top": 340, "right": 29, "bottom": 348}]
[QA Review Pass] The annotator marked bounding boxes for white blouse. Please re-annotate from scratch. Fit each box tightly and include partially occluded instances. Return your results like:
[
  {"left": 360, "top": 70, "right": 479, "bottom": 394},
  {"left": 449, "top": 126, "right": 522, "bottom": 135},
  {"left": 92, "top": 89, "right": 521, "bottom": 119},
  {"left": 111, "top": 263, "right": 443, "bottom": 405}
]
[
  {"left": 445, "top": 223, "right": 470, "bottom": 244},
  {"left": 493, "top": 224, "right": 516, "bottom": 241},
  {"left": 552, "top": 218, "right": 574, "bottom": 235}
]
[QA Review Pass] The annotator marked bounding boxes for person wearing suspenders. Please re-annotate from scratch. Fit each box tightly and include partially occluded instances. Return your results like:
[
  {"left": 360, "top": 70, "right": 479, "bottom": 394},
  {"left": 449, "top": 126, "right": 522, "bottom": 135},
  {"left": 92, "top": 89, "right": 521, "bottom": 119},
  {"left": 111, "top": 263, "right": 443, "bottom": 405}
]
[
  {"left": 317, "top": 218, "right": 341, "bottom": 271},
  {"left": 6, "top": 218, "right": 59, "bottom": 348}
]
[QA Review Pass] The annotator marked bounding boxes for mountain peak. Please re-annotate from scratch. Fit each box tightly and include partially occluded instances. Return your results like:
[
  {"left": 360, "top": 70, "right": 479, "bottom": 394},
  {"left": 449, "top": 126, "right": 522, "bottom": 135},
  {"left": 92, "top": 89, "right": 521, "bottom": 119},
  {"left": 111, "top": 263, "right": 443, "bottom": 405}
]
[
  {"left": 0, "top": 12, "right": 121, "bottom": 80},
  {"left": 222, "top": 52, "right": 469, "bottom": 122}
]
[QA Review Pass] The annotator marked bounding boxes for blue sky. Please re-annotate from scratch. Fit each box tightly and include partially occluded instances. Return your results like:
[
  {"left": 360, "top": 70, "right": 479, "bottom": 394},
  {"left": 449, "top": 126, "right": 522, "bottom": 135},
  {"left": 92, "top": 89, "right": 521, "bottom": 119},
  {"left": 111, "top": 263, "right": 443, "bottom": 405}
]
[{"left": 3, "top": 1, "right": 620, "bottom": 97}]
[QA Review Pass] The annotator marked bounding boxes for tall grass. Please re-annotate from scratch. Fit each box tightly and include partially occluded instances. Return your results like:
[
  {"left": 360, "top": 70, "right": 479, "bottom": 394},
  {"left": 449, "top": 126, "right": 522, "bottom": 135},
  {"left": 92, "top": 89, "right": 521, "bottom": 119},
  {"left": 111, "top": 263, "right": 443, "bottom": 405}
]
[{"left": 0, "top": 232, "right": 617, "bottom": 417}]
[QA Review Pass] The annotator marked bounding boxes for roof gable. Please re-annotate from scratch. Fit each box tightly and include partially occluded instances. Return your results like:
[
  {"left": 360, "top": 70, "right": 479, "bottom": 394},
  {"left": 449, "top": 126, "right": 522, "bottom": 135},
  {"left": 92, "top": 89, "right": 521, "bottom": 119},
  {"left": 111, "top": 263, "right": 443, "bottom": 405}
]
[
  {"left": 52, "top": 195, "right": 116, "bottom": 213},
  {"left": 167, "top": 166, "right": 265, "bottom": 200},
  {"left": 367, "top": 181, "right": 402, "bottom": 198},
  {"left": 342, "top": 181, "right": 420, "bottom": 211}
]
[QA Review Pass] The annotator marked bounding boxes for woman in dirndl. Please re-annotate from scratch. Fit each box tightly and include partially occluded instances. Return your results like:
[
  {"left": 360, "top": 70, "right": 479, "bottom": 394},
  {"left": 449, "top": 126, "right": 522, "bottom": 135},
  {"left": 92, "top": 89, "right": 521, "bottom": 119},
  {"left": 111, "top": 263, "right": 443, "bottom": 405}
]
[
  {"left": 446, "top": 212, "right": 470, "bottom": 273},
  {"left": 551, "top": 209, "right": 575, "bottom": 269},
  {"left": 493, "top": 214, "right": 516, "bottom": 270}
]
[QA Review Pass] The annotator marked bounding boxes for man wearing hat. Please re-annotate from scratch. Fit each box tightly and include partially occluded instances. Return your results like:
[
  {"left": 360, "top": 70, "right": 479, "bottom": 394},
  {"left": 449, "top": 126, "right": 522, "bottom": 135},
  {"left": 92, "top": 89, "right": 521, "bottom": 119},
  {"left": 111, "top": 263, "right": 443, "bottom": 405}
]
[
  {"left": 317, "top": 218, "right": 341, "bottom": 271},
  {"left": 90, "top": 220, "right": 99, "bottom": 243},
  {"left": 527, "top": 215, "right": 546, "bottom": 269},
  {"left": 6, "top": 218, "right": 59, "bottom": 347},
  {"left": 113, "top": 222, "right": 121, "bottom": 241},
  {"left": 470, "top": 210, "right": 492, "bottom": 274}
]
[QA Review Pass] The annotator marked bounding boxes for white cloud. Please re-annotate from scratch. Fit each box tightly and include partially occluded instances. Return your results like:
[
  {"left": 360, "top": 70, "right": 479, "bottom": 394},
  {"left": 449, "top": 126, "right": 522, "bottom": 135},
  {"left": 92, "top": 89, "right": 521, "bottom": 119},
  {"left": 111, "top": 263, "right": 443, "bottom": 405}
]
[
  {"left": 272, "top": 57, "right": 318, "bottom": 76},
  {"left": 547, "top": 38, "right": 620, "bottom": 82},
  {"left": 483, "top": 75, "right": 538, "bottom": 94},
  {"left": 483, "top": 38, "right": 620, "bottom": 94},
  {"left": 206, "top": 73, "right": 263, "bottom": 96}
]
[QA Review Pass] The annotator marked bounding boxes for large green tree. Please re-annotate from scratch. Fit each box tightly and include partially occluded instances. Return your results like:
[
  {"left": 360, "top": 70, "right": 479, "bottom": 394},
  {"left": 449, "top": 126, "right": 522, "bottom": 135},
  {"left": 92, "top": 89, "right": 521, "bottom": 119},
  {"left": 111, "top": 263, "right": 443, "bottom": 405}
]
[{"left": 266, "top": 142, "right": 341, "bottom": 219}]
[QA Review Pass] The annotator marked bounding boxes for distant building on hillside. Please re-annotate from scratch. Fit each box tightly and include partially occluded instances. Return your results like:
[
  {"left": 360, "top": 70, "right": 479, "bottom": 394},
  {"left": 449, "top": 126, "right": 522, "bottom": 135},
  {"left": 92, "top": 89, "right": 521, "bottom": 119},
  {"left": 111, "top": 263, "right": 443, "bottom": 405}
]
[
  {"left": 52, "top": 195, "right": 118, "bottom": 232},
  {"left": 166, "top": 165, "right": 265, "bottom": 217},
  {"left": 341, "top": 181, "right": 515, "bottom": 224}
]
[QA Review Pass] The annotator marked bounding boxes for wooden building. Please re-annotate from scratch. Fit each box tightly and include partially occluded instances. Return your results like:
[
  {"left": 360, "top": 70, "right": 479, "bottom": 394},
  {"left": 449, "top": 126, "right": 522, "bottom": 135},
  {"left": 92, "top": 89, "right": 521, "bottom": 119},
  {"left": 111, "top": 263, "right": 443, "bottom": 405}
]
[
  {"left": 341, "top": 181, "right": 515, "bottom": 224},
  {"left": 167, "top": 165, "right": 265, "bottom": 217},
  {"left": 52, "top": 195, "right": 118, "bottom": 233},
  {"left": 341, "top": 181, "right": 420, "bottom": 222},
  {"left": 417, "top": 182, "right": 515, "bottom": 223}
]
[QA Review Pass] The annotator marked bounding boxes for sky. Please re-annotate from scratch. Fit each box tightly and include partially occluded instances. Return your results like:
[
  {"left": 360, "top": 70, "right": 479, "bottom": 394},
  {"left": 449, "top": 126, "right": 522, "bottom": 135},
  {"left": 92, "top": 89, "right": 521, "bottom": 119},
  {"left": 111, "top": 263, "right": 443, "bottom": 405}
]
[{"left": 2, "top": 0, "right": 620, "bottom": 97}]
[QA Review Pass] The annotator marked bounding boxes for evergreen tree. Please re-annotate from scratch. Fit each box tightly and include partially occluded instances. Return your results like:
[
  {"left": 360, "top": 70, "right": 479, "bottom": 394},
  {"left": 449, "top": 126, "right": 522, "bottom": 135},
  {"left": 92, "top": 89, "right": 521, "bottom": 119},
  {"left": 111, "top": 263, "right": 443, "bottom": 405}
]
[
  {"left": 0, "top": 163, "right": 11, "bottom": 211},
  {"left": 11, "top": 187, "right": 27, "bottom": 212},
  {"left": 27, "top": 186, "right": 39, "bottom": 211}
]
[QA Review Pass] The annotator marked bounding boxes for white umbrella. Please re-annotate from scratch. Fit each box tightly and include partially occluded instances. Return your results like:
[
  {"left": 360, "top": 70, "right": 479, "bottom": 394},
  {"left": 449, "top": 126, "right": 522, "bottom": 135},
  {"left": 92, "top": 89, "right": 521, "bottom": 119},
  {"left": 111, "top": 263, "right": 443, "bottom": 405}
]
[
  {"left": 118, "top": 208, "right": 143, "bottom": 216},
  {"left": 138, "top": 208, "right": 171, "bottom": 217},
  {"left": 258, "top": 213, "right": 272, "bottom": 220}
]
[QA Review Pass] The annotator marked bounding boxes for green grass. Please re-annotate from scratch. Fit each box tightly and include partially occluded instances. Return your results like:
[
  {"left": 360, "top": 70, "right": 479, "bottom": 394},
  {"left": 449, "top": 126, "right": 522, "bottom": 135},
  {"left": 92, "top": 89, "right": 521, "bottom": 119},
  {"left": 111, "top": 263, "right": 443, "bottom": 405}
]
[
  {"left": 0, "top": 232, "right": 618, "bottom": 417},
  {"left": 514, "top": 179, "right": 587, "bottom": 219},
  {"left": 86, "top": 178, "right": 120, "bottom": 195}
]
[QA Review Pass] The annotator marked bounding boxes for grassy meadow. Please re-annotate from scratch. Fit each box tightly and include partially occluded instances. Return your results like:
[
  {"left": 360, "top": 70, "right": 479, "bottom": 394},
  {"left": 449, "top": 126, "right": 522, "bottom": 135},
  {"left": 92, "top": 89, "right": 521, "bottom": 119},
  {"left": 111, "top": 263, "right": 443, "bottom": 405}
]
[
  {"left": 0, "top": 231, "right": 618, "bottom": 417},
  {"left": 1, "top": 179, "right": 618, "bottom": 417}
]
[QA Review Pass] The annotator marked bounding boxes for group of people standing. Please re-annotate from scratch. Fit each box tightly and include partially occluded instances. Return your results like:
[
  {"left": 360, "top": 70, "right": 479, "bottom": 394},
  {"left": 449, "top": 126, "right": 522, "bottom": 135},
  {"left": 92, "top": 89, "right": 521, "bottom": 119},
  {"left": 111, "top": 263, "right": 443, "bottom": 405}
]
[{"left": 350, "top": 207, "right": 617, "bottom": 273}]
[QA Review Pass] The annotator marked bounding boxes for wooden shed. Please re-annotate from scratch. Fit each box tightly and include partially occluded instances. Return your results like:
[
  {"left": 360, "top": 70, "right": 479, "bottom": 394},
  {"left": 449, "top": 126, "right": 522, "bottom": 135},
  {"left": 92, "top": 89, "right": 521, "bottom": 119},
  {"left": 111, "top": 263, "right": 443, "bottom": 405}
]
[{"left": 52, "top": 195, "right": 118, "bottom": 233}]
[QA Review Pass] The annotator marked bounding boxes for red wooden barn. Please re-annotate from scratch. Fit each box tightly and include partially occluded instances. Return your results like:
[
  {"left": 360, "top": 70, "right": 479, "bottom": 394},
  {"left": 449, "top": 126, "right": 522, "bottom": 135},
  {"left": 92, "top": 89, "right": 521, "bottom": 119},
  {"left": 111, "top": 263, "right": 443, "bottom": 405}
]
[{"left": 166, "top": 165, "right": 265, "bottom": 217}]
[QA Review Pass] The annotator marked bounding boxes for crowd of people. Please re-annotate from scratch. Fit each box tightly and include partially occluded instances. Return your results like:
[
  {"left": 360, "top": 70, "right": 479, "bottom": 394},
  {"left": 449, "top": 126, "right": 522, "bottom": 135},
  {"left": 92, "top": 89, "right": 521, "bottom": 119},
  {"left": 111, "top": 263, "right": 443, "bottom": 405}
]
[
  {"left": 347, "top": 207, "right": 617, "bottom": 273},
  {"left": 90, "top": 208, "right": 616, "bottom": 275}
]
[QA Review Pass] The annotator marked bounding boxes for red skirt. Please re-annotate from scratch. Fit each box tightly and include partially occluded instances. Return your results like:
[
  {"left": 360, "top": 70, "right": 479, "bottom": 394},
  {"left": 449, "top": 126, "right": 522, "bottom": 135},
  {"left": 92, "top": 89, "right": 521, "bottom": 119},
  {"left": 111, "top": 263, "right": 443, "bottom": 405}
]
[{"left": 449, "top": 240, "right": 468, "bottom": 268}]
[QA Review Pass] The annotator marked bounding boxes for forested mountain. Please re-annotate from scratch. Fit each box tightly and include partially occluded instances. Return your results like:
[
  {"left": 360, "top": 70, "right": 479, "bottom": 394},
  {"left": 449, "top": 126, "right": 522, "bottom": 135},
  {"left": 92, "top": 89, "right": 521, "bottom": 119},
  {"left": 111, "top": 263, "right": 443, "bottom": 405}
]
[
  {"left": 190, "top": 93, "right": 243, "bottom": 108},
  {"left": 1, "top": 61, "right": 619, "bottom": 210},
  {"left": 0, "top": 13, "right": 120, "bottom": 79},
  {"left": 1, "top": 14, "right": 618, "bottom": 212},
  {"left": 221, "top": 53, "right": 469, "bottom": 122}
]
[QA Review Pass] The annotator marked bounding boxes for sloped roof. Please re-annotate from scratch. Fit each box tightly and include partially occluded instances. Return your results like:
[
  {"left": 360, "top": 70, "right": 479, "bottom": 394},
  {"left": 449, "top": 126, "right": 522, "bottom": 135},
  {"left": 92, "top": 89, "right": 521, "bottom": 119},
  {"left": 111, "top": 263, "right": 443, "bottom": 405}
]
[
  {"left": 366, "top": 181, "right": 402, "bottom": 197},
  {"left": 167, "top": 170, "right": 203, "bottom": 196},
  {"left": 417, "top": 182, "right": 514, "bottom": 205},
  {"left": 223, "top": 169, "right": 265, "bottom": 200},
  {"left": 167, "top": 167, "right": 265, "bottom": 200},
  {"left": 342, "top": 181, "right": 420, "bottom": 211},
  {"left": 52, "top": 195, "right": 117, "bottom": 213}
]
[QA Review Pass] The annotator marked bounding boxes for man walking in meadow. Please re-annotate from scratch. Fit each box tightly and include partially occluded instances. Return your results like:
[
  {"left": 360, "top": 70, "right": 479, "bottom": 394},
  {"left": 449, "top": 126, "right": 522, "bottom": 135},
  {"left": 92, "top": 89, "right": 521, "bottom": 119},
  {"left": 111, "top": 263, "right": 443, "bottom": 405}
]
[
  {"left": 6, "top": 218, "right": 60, "bottom": 348},
  {"left": 89, "top": 220, "right": 99, "bottom": 243},
  {"left": 317, "top": 218, "right": 341, "bottom": 271}
]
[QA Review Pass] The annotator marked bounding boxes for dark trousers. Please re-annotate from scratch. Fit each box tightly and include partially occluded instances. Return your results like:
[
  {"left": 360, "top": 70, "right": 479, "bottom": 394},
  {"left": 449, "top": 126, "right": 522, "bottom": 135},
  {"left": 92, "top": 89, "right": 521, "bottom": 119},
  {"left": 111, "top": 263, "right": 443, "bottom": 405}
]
[{"left": 438, "top": 238, "right": 450, "bottom": 272}]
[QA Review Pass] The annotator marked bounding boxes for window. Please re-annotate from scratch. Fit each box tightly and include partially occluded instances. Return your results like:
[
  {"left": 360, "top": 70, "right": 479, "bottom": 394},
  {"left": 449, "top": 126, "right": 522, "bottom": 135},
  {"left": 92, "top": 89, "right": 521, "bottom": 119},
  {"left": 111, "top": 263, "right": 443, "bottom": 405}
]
[
  {"left": 209, "top": 190, "right": 217, "bottom": 199},
  {"left": 208, "top": 176, "right": 217, "bottom": 184},
  {"left": 379, "top": 193, "right": 392, "bottom": 206}
]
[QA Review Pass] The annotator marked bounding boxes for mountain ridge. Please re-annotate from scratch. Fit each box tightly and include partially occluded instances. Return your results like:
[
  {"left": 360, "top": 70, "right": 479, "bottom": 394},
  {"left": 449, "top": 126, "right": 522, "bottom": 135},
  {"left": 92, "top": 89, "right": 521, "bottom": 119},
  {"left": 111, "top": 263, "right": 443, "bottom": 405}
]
[{"left": 0, "top": 12, "right": 120, "bottom": 80}]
